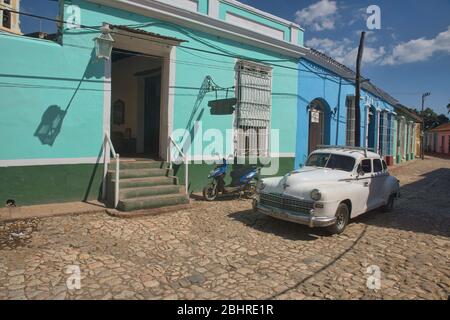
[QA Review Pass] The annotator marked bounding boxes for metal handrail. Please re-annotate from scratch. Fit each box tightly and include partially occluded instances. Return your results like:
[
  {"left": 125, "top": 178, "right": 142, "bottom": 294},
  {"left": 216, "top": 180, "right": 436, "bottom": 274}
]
[
  {"left": 168, "top": 136, "right": 189, "bottom": 195},
  {"left": 103, "top": 132, "right": 120, "bottom": 208}
]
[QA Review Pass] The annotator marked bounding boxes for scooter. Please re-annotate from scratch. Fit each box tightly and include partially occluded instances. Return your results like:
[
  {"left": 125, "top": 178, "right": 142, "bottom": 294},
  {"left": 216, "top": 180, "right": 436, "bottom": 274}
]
[{"left": 202, "top": 156, "right": 260, "bottom": 201}]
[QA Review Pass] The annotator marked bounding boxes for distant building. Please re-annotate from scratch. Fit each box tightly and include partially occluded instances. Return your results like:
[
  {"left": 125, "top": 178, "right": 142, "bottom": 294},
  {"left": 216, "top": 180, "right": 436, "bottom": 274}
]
[
  {"left": 426, "top": 123, "right": 450, "bottom": 155},
  {"left": 0, "top": 0, "right": 21, "bottom": 35}
]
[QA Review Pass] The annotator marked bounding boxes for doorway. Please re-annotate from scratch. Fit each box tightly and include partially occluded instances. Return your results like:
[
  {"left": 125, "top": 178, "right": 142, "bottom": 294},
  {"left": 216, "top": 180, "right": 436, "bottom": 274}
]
[
  {"left": 308, "top": 98, "right": 330, "bottom": 153},
  {"left": 110, "top": 49, "right": 163, "bottom": 158},
  {"left": 144, "top": 74, "right": 161, "bottom": 156},
  {"left": 367, "top": 106, "right": 376, "bottom": 150}
]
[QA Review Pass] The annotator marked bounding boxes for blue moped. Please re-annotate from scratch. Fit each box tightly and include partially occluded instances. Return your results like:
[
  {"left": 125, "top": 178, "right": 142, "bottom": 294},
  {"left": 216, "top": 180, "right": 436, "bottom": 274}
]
[{"left": 202, "top": 157, "right": 259, "bottom": 201}]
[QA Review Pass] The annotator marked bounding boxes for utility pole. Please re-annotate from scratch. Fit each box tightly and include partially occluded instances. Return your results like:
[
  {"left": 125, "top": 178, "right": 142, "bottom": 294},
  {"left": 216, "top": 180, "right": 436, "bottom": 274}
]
[
  {"left": 421, "top": 92, "right": 431, "bottom": 160},
  {"left": 355, "top": 31, "right": 366, "bottom": 147}
]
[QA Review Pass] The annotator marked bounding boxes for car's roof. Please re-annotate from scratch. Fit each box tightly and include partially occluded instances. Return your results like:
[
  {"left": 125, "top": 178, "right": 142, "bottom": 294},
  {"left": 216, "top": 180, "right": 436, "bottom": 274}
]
[{"left": 312, "top": 148, "right": 381, "bottom": 160}]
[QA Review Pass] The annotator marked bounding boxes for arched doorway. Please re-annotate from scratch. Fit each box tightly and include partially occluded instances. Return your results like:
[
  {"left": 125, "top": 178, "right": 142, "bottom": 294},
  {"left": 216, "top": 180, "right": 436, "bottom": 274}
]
[
  {"left": 367, "top": 106, "right": 377, "bottom": 150},
  {"left": 308, "top": 98, "right": 331, "bottom": 153}
]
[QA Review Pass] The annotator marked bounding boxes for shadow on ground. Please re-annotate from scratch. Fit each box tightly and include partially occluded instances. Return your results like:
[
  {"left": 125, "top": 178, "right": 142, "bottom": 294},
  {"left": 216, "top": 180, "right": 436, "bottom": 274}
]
[
  {"left": 228, "top": 209, "right": 329, "bottom": 241},
  {"left": 356, "top": 168, "right": 450, "bottom": 238}
]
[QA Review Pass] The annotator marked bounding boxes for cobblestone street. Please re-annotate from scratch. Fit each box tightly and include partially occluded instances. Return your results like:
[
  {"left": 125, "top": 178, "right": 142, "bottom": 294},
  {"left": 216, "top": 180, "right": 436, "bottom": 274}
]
[{"left": 0, "top": 156, "right": 449, "bottom": 300}]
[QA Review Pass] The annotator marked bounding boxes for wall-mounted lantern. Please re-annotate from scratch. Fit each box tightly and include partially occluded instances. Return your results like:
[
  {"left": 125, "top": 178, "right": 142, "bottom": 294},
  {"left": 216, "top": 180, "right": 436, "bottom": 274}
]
[{"left": 94, "top": 25, "right": 114, "bottom": 60}]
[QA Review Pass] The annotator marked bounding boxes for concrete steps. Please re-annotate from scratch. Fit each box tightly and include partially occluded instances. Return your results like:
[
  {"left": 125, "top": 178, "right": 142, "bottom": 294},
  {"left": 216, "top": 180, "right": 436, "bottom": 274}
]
[
  {"left": 120, "top": 185, "right": 182, "bottom": 199},
  {"left": 117, "top": 193, "right": 190, "bottom": 212},
  {"left": 106, "top": 158, "right": 189, "bottom": 212}
]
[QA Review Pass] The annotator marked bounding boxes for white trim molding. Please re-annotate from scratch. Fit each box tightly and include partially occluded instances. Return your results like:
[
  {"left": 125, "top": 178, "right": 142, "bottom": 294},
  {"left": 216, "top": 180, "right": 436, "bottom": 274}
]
[
  {"left": 0, "top": 158, "right": 100, "bottom": 167},
  {"left": 225, "top": 11, "right": 285, "bottom": 41},
  {"left": 208, "top": 0, "right": 220, "bottom": 18},
  {"left": 87, "top": 0, "right": 306, "bottom": 58}
]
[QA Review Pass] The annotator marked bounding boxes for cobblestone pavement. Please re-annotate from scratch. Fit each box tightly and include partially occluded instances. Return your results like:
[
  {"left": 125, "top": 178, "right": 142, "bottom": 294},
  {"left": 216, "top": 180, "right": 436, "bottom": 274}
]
[{"left": 0, "top": 156, "right": 449, "bottom": 300}]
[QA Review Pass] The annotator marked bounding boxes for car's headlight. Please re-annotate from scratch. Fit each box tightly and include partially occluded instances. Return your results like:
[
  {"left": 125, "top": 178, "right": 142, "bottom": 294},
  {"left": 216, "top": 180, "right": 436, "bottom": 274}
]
[{"left": 311, "top": 189, "right": 322, "bottom": 201}]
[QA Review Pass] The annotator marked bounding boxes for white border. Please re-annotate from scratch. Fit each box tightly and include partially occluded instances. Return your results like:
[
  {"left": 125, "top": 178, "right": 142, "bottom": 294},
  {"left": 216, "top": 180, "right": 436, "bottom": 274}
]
[
  {"left": 0, "top": 158, "right": 100, "bottom": 167},
  {"left": 87, "top": 0, "right": 306, "bottom": 58}
]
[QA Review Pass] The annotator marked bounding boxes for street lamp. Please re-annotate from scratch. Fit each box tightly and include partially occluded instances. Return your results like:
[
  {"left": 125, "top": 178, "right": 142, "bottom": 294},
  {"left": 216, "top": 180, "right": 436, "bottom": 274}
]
[
  {"left": 94, "top": 25, "right": 114, "bottom": 60},
  {"left": 420, "top": 92, "right": 431, "bottom": 160}
]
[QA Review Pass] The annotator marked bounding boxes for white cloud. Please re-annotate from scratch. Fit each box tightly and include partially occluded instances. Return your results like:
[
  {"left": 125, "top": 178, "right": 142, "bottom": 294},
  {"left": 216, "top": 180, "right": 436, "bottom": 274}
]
[
  {"left": 306, "top": 37, "right": 385, "bottom": 68},
  {"left": 382, "top": 26, "right": 450, "bottom": 65},
  {"left": 295, "top": 0, "right": 338, "bottom": 31},
  {"left": 306, "top": 26, "right": 450, "bottom": 68}
]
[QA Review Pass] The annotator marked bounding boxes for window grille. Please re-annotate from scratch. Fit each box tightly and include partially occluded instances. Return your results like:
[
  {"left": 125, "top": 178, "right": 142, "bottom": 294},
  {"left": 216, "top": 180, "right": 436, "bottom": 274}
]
[
  {"left": 235, "top": 60, "right": 272, "bottom": 157},
  {"left": 345, "top": 96, "right": 356, "bottom": 147}
]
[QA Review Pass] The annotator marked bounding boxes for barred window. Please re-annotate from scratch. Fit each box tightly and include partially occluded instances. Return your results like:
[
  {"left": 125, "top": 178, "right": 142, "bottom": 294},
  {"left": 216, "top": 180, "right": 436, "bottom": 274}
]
[
  {"left": 345, "top": 96, "right": 356, "bottom": 147},
  {"left": 235, "top": 60, "right": 272, "bottom": 157}
]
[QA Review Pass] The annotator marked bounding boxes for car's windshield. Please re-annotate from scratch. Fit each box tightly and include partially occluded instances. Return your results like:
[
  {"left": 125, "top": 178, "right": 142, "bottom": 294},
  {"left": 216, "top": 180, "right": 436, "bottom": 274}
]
[{"left": 306, "top": 153, "right": 356, "bottom": 172}]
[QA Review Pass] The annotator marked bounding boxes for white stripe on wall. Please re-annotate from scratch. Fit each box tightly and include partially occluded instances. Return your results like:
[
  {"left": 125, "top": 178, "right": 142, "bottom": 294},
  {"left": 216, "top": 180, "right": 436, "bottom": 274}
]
[{"left": 0, "top": 158, "right": 100, "bottom": 167}]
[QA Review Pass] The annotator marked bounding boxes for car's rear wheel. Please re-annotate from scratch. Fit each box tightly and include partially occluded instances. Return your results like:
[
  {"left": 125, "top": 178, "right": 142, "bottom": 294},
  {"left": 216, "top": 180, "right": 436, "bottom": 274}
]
[
  {"left": 327, "top": 203, "right": 350, "bottom": 235},
  {"left": 382, "top": 194, "right": 395, "bottom": 212}
]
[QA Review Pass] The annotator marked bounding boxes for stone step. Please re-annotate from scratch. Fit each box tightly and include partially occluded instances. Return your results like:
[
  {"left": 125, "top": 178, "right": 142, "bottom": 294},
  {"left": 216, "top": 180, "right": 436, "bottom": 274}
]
[
  {"left": 120, "top": 185, "right": 182, "bottom": 200},
  {"left": 117, "top": 193, "right": 189, "bottom": 212},
  {"left": 114, "top": 176, "right": 178, "bottom": 189},
  {"left": 109, "top": 168, "right": 173, "bottom": 179},
  {"left": 109, "top": 160, "right": 167, "bottom": 170}
]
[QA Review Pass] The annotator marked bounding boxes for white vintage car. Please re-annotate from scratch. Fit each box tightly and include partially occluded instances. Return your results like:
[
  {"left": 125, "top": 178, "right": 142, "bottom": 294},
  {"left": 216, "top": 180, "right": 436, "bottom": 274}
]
[{"left": 254, "top": 147, "right": 400, "bottom": 234}]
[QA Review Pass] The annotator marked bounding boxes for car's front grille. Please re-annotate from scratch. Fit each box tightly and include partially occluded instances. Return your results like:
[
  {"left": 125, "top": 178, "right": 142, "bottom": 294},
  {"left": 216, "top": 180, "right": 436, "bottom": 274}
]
[{"left": 260, "top": 193, "right": 314, "bottom": 214}]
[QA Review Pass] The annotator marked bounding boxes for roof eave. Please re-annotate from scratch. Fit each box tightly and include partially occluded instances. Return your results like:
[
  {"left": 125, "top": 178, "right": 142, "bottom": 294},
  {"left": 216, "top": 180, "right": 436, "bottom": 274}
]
[{"left": 87, "top": 0, "right": 307, "bottom": 59}]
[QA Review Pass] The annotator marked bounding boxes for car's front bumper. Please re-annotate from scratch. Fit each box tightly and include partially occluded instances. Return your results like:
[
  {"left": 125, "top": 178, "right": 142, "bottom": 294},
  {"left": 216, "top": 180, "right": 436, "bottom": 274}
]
[{"left": 254, "top": 202, "right": 336, "bottom": 228}]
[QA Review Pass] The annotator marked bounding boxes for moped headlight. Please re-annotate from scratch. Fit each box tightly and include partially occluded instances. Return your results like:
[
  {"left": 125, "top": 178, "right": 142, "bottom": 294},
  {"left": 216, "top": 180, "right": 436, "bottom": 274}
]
[{"left": 311, "top": 189, "right": 322, "bottom": 201}]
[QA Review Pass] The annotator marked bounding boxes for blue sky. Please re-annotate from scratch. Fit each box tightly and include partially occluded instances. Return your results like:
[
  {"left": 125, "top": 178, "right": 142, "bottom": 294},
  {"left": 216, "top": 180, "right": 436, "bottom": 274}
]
[
  {"left": 19, "top": 0, "right": 450, "bottom": 115},
  {"left": 240, "top": 0, "right": 450, "bottom": 115}
]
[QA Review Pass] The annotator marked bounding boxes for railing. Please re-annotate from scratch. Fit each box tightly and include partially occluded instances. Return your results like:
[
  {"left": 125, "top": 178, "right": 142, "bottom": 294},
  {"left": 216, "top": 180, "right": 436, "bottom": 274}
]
[
  {"left": 167, "top": 136, "right": 189, "bottom": 195},
  {"left": 103, "top": 132, "right": 120, "bottom": 208}
]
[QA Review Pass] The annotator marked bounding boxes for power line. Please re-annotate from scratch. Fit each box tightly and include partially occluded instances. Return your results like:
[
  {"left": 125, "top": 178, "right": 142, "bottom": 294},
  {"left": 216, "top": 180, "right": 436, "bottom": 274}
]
[{"left": 0, "top": 6, "right": 395, "bottom": 102}]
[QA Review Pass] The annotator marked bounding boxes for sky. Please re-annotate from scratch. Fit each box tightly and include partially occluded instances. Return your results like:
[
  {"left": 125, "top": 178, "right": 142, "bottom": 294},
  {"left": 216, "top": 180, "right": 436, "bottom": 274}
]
[
  {"left": 240, "top": 0, "right": 450, "bottom": 115},
  {"left": 17, "top": 0, "right": 450, "bottom": 115}
]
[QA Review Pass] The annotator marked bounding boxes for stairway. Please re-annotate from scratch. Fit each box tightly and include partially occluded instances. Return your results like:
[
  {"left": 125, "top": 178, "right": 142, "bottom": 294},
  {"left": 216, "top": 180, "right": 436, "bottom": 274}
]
[{"left": 106, "top": 159, "right": 189, "bottom": 212}]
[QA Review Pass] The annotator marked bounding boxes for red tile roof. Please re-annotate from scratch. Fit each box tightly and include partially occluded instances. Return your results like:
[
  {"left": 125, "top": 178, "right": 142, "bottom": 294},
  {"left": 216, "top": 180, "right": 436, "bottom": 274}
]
[{"left": 430, "top": 122, "right": 450, "bottom": 132}]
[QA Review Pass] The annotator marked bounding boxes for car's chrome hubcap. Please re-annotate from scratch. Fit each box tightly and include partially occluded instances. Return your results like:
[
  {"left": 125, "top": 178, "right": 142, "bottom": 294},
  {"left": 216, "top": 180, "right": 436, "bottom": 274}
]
[{"left": 336, "top": 211, "right": 345, "bottom": 229}]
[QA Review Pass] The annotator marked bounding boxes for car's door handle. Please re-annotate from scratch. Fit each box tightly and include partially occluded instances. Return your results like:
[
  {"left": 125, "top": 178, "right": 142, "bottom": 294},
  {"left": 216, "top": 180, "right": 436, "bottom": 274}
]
[{"left": 364, "top": 182, "right": 370, "bottom": 187}]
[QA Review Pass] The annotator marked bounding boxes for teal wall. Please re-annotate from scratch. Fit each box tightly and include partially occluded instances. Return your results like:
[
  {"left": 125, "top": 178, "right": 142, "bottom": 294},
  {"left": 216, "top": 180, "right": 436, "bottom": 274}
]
[
  {"left": 65, "top": 0, "right": 299, "bottom": 157},
  {"left": 0, "top": 33, "right": 105, "bottom": 160},
  {"left": 0, "top": 0, "right": 300, "bottom": 204}
]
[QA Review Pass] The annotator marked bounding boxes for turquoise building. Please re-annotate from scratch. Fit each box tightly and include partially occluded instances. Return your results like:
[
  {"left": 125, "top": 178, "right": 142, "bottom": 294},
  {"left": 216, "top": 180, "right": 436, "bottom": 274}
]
[
  {"left": 0, "top": 0, "right": 419, "bottom": 210},
  {"left": 0, "top": 0, "right": 305, "bottom": 208}
]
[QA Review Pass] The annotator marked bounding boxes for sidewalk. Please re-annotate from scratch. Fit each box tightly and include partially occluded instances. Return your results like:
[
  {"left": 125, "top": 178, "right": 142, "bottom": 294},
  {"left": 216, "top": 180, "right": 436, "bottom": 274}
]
[{"left": 0, "top": 201, "right": 106, "bottom": 223}]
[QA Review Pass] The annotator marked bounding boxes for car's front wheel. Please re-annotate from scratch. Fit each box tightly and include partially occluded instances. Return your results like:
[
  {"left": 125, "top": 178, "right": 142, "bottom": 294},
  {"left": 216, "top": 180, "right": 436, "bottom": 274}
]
[
  {"left": 327, "top": 203, "right": 350, "bottom": 235},
  {"left": 381, "top": 194, "right": 395, "bottom": 212}
]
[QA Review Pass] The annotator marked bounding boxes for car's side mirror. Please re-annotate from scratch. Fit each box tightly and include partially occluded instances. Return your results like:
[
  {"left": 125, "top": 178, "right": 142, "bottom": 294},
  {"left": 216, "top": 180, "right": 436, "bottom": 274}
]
[{"left": 357, "top": 165, "right": 365, "bottom": 177}]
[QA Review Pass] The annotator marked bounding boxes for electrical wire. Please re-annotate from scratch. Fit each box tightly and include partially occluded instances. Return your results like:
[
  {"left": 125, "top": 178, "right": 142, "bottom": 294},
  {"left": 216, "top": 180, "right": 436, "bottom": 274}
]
[{"left": 0, "top": 6, "right": 393, "bottom": 103}]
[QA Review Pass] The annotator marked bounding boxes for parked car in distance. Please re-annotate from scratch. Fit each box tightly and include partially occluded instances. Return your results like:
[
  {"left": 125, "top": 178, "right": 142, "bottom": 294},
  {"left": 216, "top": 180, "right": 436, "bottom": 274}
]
[{"left": 253, "top": 146, "right": 400, "bottom": 234}]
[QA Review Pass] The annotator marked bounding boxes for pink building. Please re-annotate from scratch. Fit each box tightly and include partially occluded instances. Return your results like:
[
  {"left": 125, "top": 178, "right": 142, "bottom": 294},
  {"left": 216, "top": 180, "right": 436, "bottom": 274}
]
[{"left": 428, "top": 123, "right": 450, "bottom": 154}]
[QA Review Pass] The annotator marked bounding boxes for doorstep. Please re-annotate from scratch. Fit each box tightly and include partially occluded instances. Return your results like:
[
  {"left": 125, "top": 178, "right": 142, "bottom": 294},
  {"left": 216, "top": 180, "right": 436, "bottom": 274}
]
[
  {"left": 0, "top": 201, "right": 107, "bottom": 223},
  {"left": 106, "top": 203, "right": 193, "bottom": 219}
]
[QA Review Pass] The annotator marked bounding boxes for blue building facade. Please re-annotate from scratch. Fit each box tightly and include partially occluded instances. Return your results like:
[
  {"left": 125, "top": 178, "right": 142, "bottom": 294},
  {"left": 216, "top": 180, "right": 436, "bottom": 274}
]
[{"left": 295, "top": 49, "right": 399, "bottom": 168}]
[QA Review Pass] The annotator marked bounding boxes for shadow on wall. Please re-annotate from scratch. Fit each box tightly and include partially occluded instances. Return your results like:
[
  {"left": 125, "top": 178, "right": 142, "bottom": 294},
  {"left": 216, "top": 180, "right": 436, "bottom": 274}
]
[{"left": 34, "top": 49, "right": 104, "bottom": 146}]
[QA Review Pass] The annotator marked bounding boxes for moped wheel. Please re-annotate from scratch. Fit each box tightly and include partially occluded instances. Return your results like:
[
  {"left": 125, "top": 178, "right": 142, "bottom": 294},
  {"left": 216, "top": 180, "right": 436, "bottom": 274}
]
[
  {"left": 244, "top": 184, "right": 257, "bottom": 199},
  {"left": 203, "top": 183, "right": 218, "bottom": 201}
]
